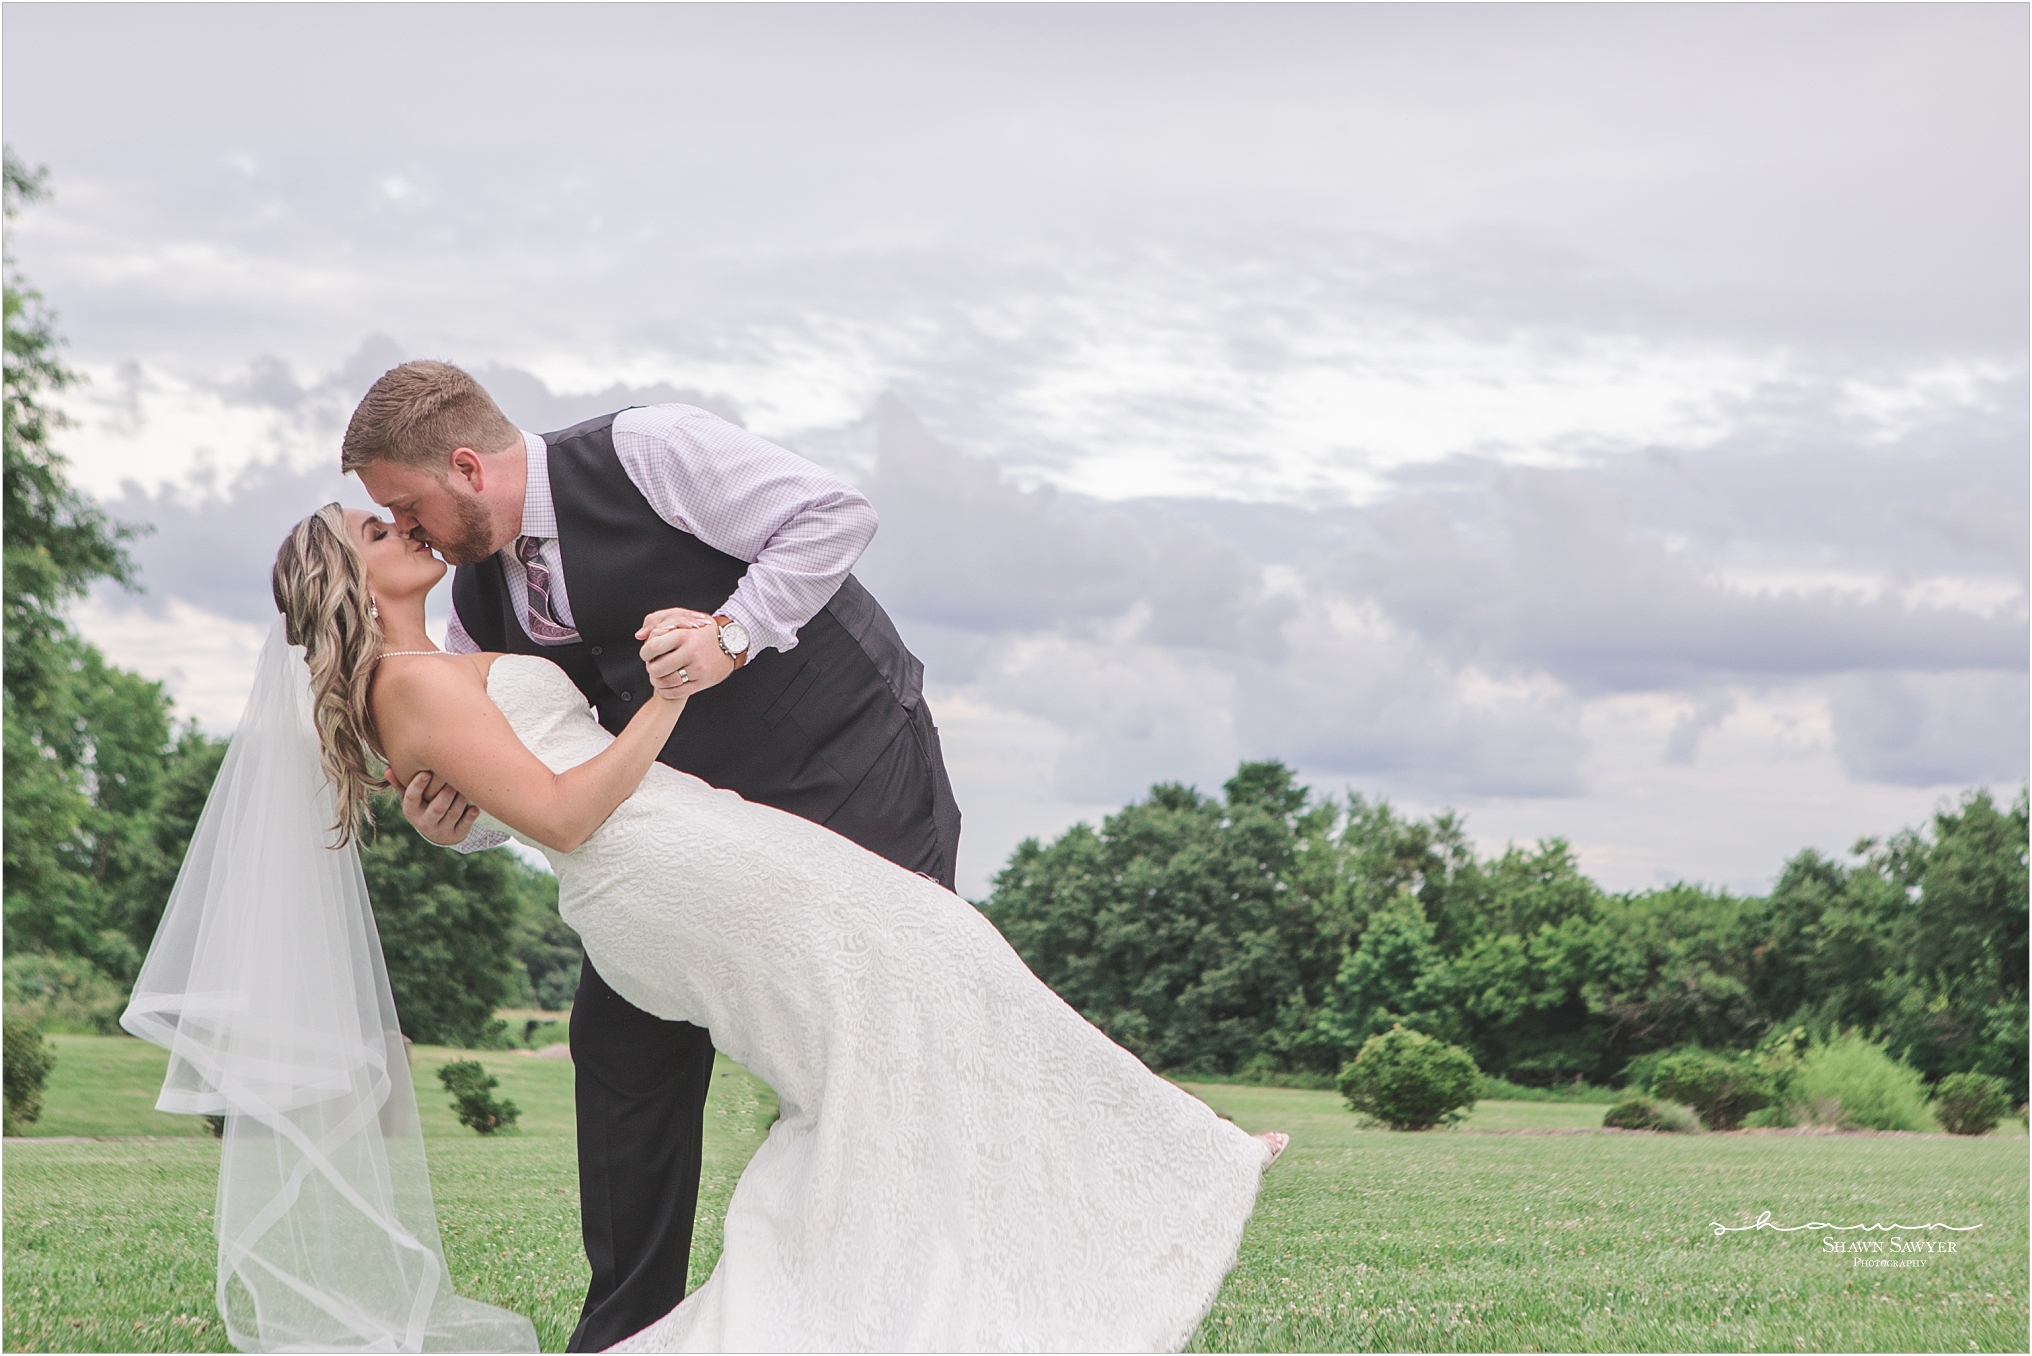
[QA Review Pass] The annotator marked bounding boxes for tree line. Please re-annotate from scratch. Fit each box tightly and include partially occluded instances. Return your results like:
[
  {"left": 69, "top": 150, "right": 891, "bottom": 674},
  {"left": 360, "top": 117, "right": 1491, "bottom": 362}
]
[{"left": 980, "top": 761, "right": 2027, "bottom": 1103}]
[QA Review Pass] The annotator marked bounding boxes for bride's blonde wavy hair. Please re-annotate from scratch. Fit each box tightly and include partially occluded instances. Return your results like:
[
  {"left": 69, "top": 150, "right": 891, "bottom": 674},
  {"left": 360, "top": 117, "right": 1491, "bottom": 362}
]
[{"left": 271, "top": 503, "right": 385, "bottom": 845}]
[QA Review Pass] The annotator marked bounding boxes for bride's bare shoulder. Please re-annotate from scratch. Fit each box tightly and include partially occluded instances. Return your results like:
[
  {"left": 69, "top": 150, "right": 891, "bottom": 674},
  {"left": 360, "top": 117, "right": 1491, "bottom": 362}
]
[{"left": 370, "top": 651, "right": 497, "bottom": 719}]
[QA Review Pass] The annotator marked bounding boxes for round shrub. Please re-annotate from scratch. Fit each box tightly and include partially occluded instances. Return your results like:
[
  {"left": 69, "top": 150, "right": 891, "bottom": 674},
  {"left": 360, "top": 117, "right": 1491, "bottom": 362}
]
[
  {"left": 1649, "top": 1049, "right": 1771, "bottom": 1131},
  {"left": 1932, "top": 1071, "right": 2011, "bottom": 1136},
  {"left": 1603, "top": 1097, "right": 1699, "bottom": 1133},
  {"left": 1337, "top": 1024, "right": 1480, "bottom": 1130},
  {"left": 3, "top": 1013, "right": 57, "bottom": 1135},
  {"left": 1603, "top": 1098, "right": 1664, "bottom": 1130}
]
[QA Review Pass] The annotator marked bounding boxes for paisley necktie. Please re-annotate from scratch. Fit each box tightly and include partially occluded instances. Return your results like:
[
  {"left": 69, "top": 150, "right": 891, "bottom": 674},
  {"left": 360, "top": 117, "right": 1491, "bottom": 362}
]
[{"left": 516, "top": 536, "right": 579, "bottom": 642}]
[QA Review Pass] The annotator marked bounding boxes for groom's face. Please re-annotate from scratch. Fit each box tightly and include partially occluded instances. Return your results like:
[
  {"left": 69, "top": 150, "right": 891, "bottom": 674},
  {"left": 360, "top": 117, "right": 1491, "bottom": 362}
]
[{"left": 357, "top": 457, "right": 503, "bottom": 567}]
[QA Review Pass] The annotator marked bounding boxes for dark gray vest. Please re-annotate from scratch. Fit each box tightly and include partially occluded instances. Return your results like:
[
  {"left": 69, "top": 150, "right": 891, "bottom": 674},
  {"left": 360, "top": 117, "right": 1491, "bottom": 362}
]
[{"left": 453, "top": 413, "right": 924, "bottom": 826}]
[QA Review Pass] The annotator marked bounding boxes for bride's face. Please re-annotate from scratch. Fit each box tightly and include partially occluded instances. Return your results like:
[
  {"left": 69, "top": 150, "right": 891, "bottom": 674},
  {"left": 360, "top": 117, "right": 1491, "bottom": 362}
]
[{"left": 347, "top": 508, "right": 447, "bottom": 601}]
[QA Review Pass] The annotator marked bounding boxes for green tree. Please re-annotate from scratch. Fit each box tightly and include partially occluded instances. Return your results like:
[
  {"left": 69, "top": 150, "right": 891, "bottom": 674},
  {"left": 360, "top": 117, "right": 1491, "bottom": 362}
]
[
  {"left": 1424, "top": 841, "right": 1605, "bottom": 1083},
  {"left": 1326, "top": 795, "right": 1483, "bottom": 956},
  {"left": 501, "top": 859, "right": 581, "bottom": 1011},
  {"left": 1751, "top": 848, "right": 1897, "bottom": 1035},
  {"left": 984, "top": 762, "right": 1317, "bottom": 1072},
  {"left": 1, "top": 146, "right": 180, "bottom": 986},
  {"left": 359, "top": 793, "right": 523, "bottom": 1046},
  {"left": 1869, "top": 788, "right": 2029, "bottom": 1100},
  {"left": 116, "top": 726, "right": 230, "bottom": 959},
  {"left": 1582, "top": 883, "right": 1763, "bottom": 1075},
  {"left": 1263, "top": 794, "right": 1481, "bottom": 1068},
  {"left": 1305, "top": 890, "right": 1442, "bottom": 1060}
]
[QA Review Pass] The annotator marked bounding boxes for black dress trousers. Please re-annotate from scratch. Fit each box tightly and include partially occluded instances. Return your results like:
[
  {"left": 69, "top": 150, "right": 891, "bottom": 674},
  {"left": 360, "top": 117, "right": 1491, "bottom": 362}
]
[{"left": 565, "top": 697, "right": 959, "bottom": 1352}]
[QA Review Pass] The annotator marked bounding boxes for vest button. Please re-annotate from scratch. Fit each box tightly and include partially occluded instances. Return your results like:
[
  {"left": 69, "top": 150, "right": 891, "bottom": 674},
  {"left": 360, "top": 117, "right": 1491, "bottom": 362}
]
[
  {"left": 620, "top": 690, "right": 633, "bottom": 702},
  {"left": 590, "top": 645, "right": 603, "bottom": 656}
]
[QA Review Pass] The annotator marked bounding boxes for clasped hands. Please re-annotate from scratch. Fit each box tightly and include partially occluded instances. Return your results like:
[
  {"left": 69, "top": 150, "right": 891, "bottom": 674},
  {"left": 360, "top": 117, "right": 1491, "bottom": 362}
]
[
  {"left": 395, "top": 607, "right": 734, "bottom": 846},
  {"left": 635, "top": 606, "right": 740, "bottom": 700}
]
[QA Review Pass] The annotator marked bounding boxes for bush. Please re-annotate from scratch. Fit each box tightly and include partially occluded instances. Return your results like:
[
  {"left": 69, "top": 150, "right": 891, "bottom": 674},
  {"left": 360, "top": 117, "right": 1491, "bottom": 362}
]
[
  {"left": 1602, "top": 1097, "right": 1699, "bottom": 1133},
  {"left": 1931, "top": 1071, "right": 2011, "bottom": 1136},
  {"left": 4, "top": 1012, "right": 57, "bottom": 1134},
  {"left": 1649, "top": 1049, "right": 1771, "bottom": 1131},
  {"left": 1337, "top": 1025, "right": 1480, "bottom": 1130},
  {"left": 3, "top": 954, "right": 127, "bottom": 1035},
  {"left": 1791, "top": 1032, "right": 1932, "bottom": 1132},
  {"left": 435, "top": 1060, "right": 519, "bottom": 1135}
]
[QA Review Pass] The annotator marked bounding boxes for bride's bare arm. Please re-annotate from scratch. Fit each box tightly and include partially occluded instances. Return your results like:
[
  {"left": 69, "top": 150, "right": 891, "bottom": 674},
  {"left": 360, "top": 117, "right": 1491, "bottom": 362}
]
[{"left": 373, "top": 659, "right": 684, "bottom": 853}]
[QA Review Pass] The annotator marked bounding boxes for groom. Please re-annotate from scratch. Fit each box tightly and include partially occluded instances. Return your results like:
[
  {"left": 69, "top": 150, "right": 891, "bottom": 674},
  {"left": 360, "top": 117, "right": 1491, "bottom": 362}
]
[{"left": 342, "top": 361, "right": 961, "bottom": 1351}]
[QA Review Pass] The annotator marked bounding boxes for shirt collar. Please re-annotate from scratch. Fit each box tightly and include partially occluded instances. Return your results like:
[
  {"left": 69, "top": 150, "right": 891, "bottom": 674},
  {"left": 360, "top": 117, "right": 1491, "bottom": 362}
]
[{"left": 517, "top": 429, "right": 559, "bottom": 540}]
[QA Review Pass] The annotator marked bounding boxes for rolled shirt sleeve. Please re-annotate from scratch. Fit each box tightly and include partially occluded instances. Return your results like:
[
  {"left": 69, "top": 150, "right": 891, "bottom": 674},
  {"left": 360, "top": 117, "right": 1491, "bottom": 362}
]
[{"left": 611, "top": 405, "right": 877, "bottom": 657}]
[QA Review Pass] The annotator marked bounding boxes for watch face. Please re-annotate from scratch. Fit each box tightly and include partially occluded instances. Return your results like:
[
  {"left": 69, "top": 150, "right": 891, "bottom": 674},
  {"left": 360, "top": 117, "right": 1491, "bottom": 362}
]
[{"left": 720, "top": 621, "right": 750, "bottom": 655}]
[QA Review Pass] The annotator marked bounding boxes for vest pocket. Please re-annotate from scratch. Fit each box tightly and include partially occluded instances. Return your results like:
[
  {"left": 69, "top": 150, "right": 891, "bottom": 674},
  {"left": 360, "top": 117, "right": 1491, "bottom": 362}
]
[{"left": 760, "top": 660, "right": 821, "bottom": 729}]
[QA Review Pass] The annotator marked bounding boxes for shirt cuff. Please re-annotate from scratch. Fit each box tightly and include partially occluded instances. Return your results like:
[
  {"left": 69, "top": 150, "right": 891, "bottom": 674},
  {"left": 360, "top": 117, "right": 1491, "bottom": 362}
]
[
  {"left": 718, "top": 597, "right": 792, "bottom": 658},
  {"left": 451, "top": 826, "right": 511, "bottom": 854}
]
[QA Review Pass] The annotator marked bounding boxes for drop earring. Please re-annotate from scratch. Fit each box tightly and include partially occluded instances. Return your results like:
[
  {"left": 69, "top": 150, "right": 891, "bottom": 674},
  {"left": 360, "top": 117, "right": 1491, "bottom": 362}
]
[{"left": 369, "top": 598, "right": 380, "bottom": 622}]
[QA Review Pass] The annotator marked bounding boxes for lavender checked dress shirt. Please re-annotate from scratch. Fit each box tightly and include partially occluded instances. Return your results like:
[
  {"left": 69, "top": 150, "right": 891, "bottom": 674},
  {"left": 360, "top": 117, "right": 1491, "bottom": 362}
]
[{"left": 446, "top": 404, "right": 878, "bottom": 850}]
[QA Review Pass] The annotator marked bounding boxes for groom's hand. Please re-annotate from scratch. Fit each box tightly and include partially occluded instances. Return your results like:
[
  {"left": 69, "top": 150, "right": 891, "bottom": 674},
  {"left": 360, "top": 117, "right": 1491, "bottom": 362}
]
[
  {"left": 637, "top": 608, "right": 736, "bottom": 698},
  {"left": 390, "top": 768, "right": 481, "bottom": 846}
]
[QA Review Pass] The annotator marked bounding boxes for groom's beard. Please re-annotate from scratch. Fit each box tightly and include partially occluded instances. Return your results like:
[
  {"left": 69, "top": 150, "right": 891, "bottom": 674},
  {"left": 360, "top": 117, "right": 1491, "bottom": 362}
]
[{"left": 422, "top": 493, "right": 500, "bottom": 566}]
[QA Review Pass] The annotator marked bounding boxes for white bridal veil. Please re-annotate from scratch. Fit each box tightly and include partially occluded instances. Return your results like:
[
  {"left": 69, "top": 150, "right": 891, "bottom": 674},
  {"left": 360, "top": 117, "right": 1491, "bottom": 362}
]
[{"left": 121, "top": 621, "right": 538, "bottom": 1353}]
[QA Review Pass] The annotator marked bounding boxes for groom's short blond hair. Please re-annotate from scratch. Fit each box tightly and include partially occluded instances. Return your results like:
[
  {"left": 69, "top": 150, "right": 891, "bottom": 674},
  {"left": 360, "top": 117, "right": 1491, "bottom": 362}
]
[{"left": 340, "top": 360, "right": 519, "bottom": 476}]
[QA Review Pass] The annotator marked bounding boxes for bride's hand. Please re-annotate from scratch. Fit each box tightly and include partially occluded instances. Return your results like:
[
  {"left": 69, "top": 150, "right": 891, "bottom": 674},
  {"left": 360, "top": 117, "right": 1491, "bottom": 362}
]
[
  {"left": 637, "top": 607, "right": 737, "bottom": 699},
  {"left": 390, "top": 768, "right": 481, "bottom": 847},
  {"left": 635, "top": 607, "right": 714, "bottom": 639}
]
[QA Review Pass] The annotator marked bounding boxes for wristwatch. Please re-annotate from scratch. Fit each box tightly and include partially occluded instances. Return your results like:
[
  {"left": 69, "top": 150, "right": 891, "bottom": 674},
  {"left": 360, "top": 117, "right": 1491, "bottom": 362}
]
[{"left": 713, "top": 615, "right": 750, "bottom": 668}]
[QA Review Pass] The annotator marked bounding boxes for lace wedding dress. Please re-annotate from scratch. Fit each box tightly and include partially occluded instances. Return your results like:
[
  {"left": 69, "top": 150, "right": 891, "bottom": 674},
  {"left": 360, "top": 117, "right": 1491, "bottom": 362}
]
[{"left": 473, "top": 655, "right": 1269, "bottom": 1352}]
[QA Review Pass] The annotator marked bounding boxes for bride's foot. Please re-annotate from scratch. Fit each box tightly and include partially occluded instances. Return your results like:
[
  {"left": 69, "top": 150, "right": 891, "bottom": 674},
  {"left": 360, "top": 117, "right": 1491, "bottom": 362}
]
[{"left": 1255, "top": 1130, "right": 1289, "bottom": 1168}]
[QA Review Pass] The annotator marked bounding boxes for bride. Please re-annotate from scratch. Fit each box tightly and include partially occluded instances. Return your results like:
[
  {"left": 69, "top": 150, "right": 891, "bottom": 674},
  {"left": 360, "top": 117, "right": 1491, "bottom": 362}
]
[{"left": 125, "top": 501, "right": 1281, "bottom": 1354}]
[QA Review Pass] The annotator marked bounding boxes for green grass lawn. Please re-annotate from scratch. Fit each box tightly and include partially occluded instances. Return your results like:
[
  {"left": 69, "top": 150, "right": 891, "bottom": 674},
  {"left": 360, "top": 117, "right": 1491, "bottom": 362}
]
[
  {"left": 6, "top": 1039, "right": 2026, "bottom": 1352},
  {"left": 22, "top": 1035, "right": 219, "bottom": 1139},
  {"left": 1180, "top": 1082, "right": 2028, "bottom": 1353},
  {"left": 4, "top": 1039, "right": 774, "bottom": 1353}
]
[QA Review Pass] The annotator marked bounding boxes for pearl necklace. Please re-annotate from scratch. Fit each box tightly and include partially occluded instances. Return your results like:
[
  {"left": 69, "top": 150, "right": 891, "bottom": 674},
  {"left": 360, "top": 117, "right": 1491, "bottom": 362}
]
[{"left": 377, "top": 650, "right": 456, "bottom": 660}]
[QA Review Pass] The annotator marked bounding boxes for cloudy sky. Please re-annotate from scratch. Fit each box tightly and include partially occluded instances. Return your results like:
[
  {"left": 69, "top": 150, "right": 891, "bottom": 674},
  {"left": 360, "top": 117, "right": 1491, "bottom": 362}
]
[{"left": 5, "top": 3, "right": 2025, "bottom": 898}]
